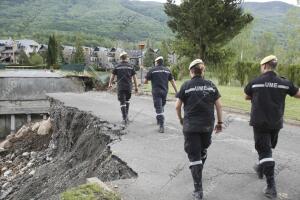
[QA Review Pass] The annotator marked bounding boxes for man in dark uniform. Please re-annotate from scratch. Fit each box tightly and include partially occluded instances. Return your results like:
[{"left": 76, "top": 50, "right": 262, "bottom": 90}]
[
  {"left": 244, "top": 55, "right": 300, "bottom": 199},
  {"left": 144, "top": 56, "right": 178, "bottom": 133},
  {"left": 175, "top": 59, "right": 223, "bottom": 200},
  {"left": 108, "top": 51, "right": 138, "bottom": 125}
]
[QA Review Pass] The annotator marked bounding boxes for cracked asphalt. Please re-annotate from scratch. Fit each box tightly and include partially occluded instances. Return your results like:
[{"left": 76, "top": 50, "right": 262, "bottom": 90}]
[{"left": 47, "top": 92, "right": 300, "bottom": 200}]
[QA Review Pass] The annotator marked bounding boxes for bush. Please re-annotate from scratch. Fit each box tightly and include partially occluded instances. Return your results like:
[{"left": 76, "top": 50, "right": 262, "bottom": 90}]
[
  {"left": 234, "top": 62, "right": 249, "bottom": 86},
  {"left": 246, "top": 62, "right": 260, "bottom": 82},
  {"left": 61, "top": 183, "right": 121, "bottom": 200},
  {"left": 278, "top": 64, "right": 300, "bottom": 86},
  {"left": 170, "top": 64, "right": 179, "bottom": 80},
  {"left": 215, "top": 63, "right": 234, "bottom": 85},
  {"left": 172, "top": 56, "right": 190, "bottom": 80},
  {"left": 29, "top": 53, "right": 44, "bottom": 66}
]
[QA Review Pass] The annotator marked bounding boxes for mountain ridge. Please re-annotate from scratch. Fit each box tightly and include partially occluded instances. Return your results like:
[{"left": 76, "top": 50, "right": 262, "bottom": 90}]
[{"left": 0, "top": 0, "right": 299, "bottom": 45}]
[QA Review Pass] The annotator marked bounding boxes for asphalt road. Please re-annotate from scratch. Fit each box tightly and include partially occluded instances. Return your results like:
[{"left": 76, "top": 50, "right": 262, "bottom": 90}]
[{"left": 48, "top": 92, "right": 300, "bottom": 200}]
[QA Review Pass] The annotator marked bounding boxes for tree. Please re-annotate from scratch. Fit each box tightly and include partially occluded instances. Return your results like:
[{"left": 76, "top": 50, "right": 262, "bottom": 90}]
[
  {"left": 18, "top": 50, "right": 30, "bottom": 65},
  {"left": 56, "top": 39, "right": 65, "bottom": 65},
  {"left": 226, "top": 23, "right": 256, "bottom": 63},
  {"left": 279, "top": 8, "right": 300, "bottom": 65},
  {"left": 164, "top": 0, "right": 253, "bottom": 64},
  {"left": 47, "top": 34, "right": 58, "bottom": 68},
  {"left": 29, "top": 53, "right": 43, "bottom": 66},
  {"left": 160, "top": 40, "right": 170, "bottom": 67},
  {"left": 254, "top": 32, "right": 276, "bottom": 60},
  {"left": 72, "top": 36, "right": 85, "bottom": 64},
  {"left": 143, "top": 48, "right": 155, "bottom": 68},
  {"left": 143, "top": 40, "right": 155, "bottom": 68}
]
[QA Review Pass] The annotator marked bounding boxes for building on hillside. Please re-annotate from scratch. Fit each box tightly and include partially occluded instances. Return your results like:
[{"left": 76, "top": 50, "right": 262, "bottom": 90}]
[
  {"left": 92, "top": 47, "right": 109, "bottom": 69},
  {"left": 38, "top": 44, "right": 48, "bottom": 54},
  {"left": 103, "top": 47, "right": 122, "bottom": 69},
  {"left": 16, "top": 39, "right": 40, "bottom": 56},
  {"left": 0, "top": 38, "right": 19, "bottom": 63},
  {"left": 62, "top": 45, "right": 75, "bottom": 64},
  {"left": 106, "top": 47, "right": 124, "bottom": 68},
  {"left": 0, "top": 38, "right": 14, "bottom": 47},
  {"left": 127, "top": 50, "right": 142, "bottom": 70},
  {"left": 82, "top": 46, "right": 93, "bottom": 65}
]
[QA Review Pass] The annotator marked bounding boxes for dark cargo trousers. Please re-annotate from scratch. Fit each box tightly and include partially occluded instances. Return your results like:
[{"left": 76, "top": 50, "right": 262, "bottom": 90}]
[
  {"left": 118, "top": 90, "right": 131, "bottom": 120},
  {"left": 184, "top": 131, "right": 212, "bottom": 193},
  {"left": 253, "top": 127, "right": 279, "bottom": 186},
  {"left": 152, "top": 92, "right": 167, "bottom": 126}
]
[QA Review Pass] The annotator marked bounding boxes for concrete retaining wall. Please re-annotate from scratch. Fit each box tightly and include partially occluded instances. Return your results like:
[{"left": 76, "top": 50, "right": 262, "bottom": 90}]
[{"left": 0, "top": 77, "right": 84, "bottom": 101}]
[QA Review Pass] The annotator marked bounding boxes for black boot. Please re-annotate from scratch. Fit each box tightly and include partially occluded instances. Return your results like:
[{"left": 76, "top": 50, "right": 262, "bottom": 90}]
[
  {"left": 126, "top": 102, "right": 130, "bottom": 117},
  {"left": 190, "top": 164, "right": 203, "bottom": 200},
  {"left": 157, "top": 114, "right": 165, "bottom": 133},
  {"left": 201, "top": 149, "right": 207, "bottom": 166},
  {"left": 121, "top": 106, "right": 128, "bottom": 125},
  {"left": 262, "top": 161, "right": 277, "bottom": 199},
  {"left": 159, "top": 125, "right": 164, "bottom": 133},
  {"left": 156, "top": 115, "right": 160, "bottom": 125},
  {"left": 253, "top": 163, "right": 263, "bottom": 179},
  {"left": 264, "top": 177, "right": 277, "bottom": 199}
]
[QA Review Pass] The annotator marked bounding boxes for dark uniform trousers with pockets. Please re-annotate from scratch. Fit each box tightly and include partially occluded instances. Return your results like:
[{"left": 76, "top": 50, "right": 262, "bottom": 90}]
[
  {"left": 118, "top": 90, "right": 131, "bottom": 119},
  {"left": 253, "top": 127, "right": 279, "bottom": 161},
  {"left": 152, "top": 92, "right": 167, "bottom": 126},
  {"left": 184, "top": 131, "right": 212, "bottom": 165}
]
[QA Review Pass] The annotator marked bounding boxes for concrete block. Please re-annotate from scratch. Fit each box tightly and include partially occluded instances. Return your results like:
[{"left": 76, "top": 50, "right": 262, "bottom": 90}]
[{"left": 37, "top": 118, "right": 52, "bottom": 135}]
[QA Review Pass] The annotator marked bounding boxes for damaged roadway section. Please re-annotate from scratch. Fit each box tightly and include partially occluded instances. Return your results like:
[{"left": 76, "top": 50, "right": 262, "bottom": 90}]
[
  {"left": 0, "top": 98, "right": 137, "bottom": 200},
  {"left": 45, "top": 92, "right": 300, "bottom": 200}
]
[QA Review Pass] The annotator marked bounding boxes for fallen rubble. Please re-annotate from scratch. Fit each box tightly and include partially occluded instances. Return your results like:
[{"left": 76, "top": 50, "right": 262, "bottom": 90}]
[{"left": 0, "top": 99, "right": 137, "bottom": 200}]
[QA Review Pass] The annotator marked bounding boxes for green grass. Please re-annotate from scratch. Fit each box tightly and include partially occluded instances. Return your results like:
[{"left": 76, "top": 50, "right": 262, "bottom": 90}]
[
  {"left": 143, "top": 80, "right": 300, "bottom": 121},
  {"left": 61, "top": 184, "right": 121, "bottom": 200}
]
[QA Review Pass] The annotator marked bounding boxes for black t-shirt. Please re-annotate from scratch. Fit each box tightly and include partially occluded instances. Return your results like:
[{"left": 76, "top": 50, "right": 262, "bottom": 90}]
[
  {"left": 112, "top": 61, "right": 136, "bottom": 92},
  {"left": 244, "top": 71, "right": 299, "bottom": 129},
  {"left": 145, "top": 65, "right": 174, "bottom": 95},
  {"left": 176, "top": 76, "right": 221, "bottom": 133}
]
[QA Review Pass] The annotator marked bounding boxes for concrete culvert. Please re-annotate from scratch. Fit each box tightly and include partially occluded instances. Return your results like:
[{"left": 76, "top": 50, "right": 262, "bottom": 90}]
[{"left": 0, "top": 100, "right": 137, "bottom": 200}]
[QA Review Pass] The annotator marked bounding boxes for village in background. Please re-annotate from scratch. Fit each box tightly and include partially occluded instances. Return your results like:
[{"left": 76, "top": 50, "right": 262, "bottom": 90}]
[{"left": 0, "top": 37, "right": 177, "bottom": 71}]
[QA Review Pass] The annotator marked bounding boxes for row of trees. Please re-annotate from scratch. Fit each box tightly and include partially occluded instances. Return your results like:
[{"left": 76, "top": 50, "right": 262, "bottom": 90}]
[
  {"left": 46, "top": 34, "right": 85, "bottom": 69},
  {"left": 227, "top": 8, "right": 300, "bottom": 65},
  {"left": 18, "top": 51, "right": 44, "bottom": 66},
  {"left": 16, "top": 34, "right": 86, "bottom": 68}
]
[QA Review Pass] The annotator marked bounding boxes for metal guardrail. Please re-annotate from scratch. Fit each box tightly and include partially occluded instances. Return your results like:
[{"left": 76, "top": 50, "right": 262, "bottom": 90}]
[
  {"left": 61, "top": 64, "right": 85, "bottom": 72},
  {"left": 0, "top": 64, "right": 6, "bottom": 69},
  {"left": 85, "top": 65, "right": 110, "bottom": 84}
]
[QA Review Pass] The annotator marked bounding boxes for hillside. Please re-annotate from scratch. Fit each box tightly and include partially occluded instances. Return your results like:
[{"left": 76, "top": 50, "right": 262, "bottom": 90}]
[
  {"left": 0, "top": 0, "right": 299, "bottom": 45},
  {"left": 242, "top": 1, "right": 300, "bottom": 41},
  {"left": 0, "top": 0, "right": 170, "bottom": 44}
]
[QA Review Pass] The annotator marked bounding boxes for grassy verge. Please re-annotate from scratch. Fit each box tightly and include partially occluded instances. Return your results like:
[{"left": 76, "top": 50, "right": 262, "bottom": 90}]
[
  {"left": 61, "top": 183, "right": 121, "bottom": 200},
  {"left": 142, "top": 80, "right": 300, "bottom": 121}
]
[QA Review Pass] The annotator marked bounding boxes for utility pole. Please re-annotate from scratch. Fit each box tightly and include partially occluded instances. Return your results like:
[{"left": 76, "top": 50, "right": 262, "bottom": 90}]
[
  {"left": 138, "top": 42, "right": 145, "bottom": 85},
  {"left": 12, "top": 39, "right": 17, "bottom": 64}
]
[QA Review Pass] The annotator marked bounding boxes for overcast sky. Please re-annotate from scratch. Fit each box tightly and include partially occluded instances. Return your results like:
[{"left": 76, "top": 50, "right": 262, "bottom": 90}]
[{"left": 137, "top": 0, "right": 298, "bottom": 5}]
